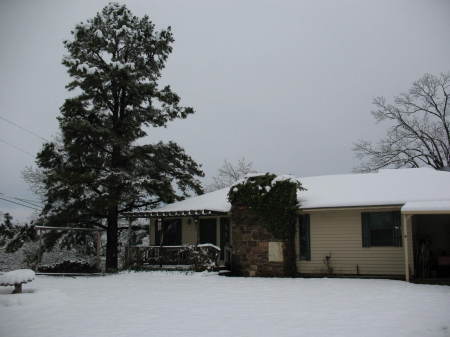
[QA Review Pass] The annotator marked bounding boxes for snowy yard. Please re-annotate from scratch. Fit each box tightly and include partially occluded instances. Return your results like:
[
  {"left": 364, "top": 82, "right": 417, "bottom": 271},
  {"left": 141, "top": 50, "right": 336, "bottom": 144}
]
[{"left": 1, "top": 272, "right": 450, "bottom": 337}]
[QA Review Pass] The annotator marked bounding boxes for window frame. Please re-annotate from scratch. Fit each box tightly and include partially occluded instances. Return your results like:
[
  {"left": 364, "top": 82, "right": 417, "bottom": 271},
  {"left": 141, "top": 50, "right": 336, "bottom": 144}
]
[{"left": 361, "top": 211, "right": 402, "bottom": 248}]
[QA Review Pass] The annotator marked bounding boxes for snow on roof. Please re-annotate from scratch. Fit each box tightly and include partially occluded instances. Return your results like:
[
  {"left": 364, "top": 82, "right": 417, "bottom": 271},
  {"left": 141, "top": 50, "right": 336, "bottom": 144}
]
[
  {"left": 156, "top": 187, "right": 230, "bottom": 213},
  {"left": 401, "top": 200, "right": 450, "bottom": 213},
  {"left": 152, "top": 168, "right": 450, "bottom": 213},
  {"left": 299, "top": 167, "right": 450, "bottom": 209}
]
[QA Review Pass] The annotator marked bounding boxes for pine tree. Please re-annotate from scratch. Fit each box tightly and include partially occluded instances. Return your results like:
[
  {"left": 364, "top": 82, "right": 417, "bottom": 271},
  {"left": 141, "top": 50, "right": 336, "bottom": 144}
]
[
  {"left": 3, "top": 213, "right": 13, "bottom": 228},
  {"left": 37, "top": 3, "right": 204, "bottom": 272},
  {"left": 0, "top": 213, "right": 15, "bottom": 247}
]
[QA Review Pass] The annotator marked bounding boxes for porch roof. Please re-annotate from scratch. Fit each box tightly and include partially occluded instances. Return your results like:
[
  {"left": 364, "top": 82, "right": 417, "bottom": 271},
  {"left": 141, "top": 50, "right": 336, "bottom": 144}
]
[
  {"left": 401, "top": 200, "right": 450, "bottom": 214},
  {"left": 124, "top": 209, "right": 227, "bottom": 219}
]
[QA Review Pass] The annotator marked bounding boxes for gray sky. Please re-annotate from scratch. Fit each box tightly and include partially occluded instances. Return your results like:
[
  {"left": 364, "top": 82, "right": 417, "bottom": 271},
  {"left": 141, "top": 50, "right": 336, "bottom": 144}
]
[{"left": 1, "top": 0, "right": 449, "bottom": 222}]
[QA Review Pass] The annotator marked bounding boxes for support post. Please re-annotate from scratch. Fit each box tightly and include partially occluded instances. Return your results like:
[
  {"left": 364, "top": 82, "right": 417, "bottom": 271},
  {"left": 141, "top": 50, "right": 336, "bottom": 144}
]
[
  {"left": 126, "top": 218, "right": 133, "bottom": 269},
  {"left": 12, "top": 283, "right": 22, "bottom": 294},
  {"left": 194, "top": 217, "right": 199, "bottom": 245},
  {"left": 36, "top": 228, "right": 42, "bottom": 272},
  {"left": 96, "top": 231, "right": 101, "bottom": 271},
  {"left": 148, "top": 218, "right": 152, "bottom": 245},
  {"left": 402, "top": 214, "right": 410, "bottom": 282}
]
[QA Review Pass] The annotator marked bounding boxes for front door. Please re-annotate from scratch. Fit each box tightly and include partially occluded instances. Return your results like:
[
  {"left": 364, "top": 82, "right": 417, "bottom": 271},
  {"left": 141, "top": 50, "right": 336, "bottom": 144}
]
[{"left": 199, "top": 218, "right": 217, "bottom": 245}]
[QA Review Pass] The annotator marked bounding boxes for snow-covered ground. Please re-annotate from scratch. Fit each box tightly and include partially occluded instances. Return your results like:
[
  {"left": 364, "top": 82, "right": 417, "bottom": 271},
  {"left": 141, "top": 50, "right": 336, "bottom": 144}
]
[{"left": 1, "top": 272, "right": 449, "bottom": 337}]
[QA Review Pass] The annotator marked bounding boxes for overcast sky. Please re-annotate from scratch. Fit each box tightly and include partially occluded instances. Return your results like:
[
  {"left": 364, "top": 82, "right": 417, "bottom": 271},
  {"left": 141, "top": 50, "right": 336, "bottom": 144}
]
[{"left": 0, "top": 0, "right": 449, "bottom": 222}]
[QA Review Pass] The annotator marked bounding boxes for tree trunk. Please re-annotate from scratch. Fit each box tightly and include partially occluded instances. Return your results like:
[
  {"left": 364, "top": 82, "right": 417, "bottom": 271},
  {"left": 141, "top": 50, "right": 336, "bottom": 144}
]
[
  {"left": 105, "top": 205, "right": 119, "bottom": 272},
  {"left": 105, "top": 140, "right": 121, "bottom": 273}
]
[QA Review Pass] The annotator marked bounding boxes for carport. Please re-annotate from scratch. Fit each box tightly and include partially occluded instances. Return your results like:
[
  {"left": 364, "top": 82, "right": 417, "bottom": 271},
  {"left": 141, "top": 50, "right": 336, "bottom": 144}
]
[{"left": 402, "top": 201, "right": 450, "bottom": 282}]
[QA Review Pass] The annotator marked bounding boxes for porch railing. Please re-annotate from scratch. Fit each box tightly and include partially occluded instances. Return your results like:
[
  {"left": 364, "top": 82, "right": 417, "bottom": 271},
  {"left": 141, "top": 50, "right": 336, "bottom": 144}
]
[{"left": 126, "top": 244, "right": 221, "bottom": 270}]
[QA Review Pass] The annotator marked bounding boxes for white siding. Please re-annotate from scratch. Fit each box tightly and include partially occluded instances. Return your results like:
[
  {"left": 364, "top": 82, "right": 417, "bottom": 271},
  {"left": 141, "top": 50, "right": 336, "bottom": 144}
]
[{"left": 298, "top": 208, "right": 406, "bottom": 276}]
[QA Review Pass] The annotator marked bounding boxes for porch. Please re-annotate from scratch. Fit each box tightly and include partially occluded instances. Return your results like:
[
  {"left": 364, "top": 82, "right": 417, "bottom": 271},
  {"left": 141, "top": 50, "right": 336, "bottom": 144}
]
[{"left": 124, "top": 210, "right": 232, "bottom": 270}]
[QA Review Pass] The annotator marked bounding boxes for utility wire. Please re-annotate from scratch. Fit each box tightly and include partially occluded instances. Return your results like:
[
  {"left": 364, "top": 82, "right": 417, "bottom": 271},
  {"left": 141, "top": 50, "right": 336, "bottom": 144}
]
[
  {"left": 0, "top": 193, "right": 42, "bottom": 208},
  {"left": 0, "top": 117, "right": 46, "bottom": 211},
  {"left": 0, "top": 196, "right": 41, "bottom": 211},
  {"left": 0, "top": 137, "right": 35, "bottom": 158},
  {"left": 0, "top": 115, "right": 49, "bottom": 142},
  {"left": 14, "top": 197, "right": 42, "bottom": 208}
]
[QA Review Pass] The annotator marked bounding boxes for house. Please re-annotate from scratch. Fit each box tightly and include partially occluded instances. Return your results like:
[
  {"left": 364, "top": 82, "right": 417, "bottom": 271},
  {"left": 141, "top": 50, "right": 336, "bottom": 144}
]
[{"left": 128, "top": 167, "right": 450, "bottom": 281}]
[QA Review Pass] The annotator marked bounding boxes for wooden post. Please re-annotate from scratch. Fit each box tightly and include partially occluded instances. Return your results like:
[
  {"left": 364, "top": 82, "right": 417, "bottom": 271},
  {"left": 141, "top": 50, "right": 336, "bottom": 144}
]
[
  {"left": 96, "top": 231, "right": 101, "bottom": 271},
  {"left": 216, "top": 217, "right": 221, "bottom": 266},
  {"left": 195, "top": 217, "right": 199, "bottom": 245},
  {"left": 148, "top": 218, "right": 152, "bottom": 245},
  {"left": 36, "top": 228, "right": 42, "bottom": 272},
  {"left": 126, "top": 218, "right": 133, "bottom": 269},
  {"left": 12, "top": 283, "right": 22, "bottom": 294},
  {"left": 127, "top": 218, "right": 133, "bottom": 245},
  {"left": 216, "top": 217, "right": 220, "bottom": 249},
  {"left": 402, "top": 214, "right": 410, "bottom": 282}
]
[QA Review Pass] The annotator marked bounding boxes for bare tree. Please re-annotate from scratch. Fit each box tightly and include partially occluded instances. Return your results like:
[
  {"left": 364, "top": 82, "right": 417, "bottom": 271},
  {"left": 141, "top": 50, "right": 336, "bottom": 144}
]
[
  {"left": 354, "top": 72, "right": 450, "bottom": 172},
  {"left": 22, "top": 166, "right": 46, "bottom": 201},
  {"left": 22, "top": 135, "right": 62, "bottom": 201},
  {"left": 206, "top": 157, "right": 256, "bottom": 191}
]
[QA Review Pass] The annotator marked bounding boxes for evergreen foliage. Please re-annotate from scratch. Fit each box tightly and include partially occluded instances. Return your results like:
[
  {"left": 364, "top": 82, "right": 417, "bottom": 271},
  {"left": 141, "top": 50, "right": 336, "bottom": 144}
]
[
  {"left": 36, "top": 3, "right": 204, "bottom": 271},
  {"left": 228, "top": 173, "right": 304, "bottom": 277},
  {"left": 0, "top": 213, "right": 37, "bottom": 252},
  {"left": 0, "top": 213, "right": 15, "bottom": 247},
  {"left": 4, "top": 225, "right": 37, "bottom": 253},
  {"left": 3, "top": 213, "right": 13, "bottom": 228},
  {"left": 228, "top": 174, "right": 304, "bottom": 239}
]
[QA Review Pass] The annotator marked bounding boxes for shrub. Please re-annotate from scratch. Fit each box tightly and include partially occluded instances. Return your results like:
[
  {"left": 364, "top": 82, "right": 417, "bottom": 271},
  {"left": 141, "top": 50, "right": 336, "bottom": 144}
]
[{"left": 39, "top": 259, "right": 99, "bottom": 273}]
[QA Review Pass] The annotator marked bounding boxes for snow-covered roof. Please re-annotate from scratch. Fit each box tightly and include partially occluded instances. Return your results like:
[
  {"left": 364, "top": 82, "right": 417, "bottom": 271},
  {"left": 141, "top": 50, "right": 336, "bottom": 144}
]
[
  {"left": 151, "top": 168, "right": 450, "bottom": 214},
  {"left": 299, "top": 167, "right": 450, "bottom": 209},
  {"left": 401, "top": 201, "right": 450, "bottom": 214},
  {"left": 155, "top": 187, "right": 230, "bottom": 213}
]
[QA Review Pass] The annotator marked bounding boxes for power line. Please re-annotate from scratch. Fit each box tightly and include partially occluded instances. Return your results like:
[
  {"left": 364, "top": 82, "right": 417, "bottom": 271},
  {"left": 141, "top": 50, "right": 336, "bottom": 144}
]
[
  {"left": 0, "top": 196, "right": 41, "bottom": 211},
  {"left": 0, "top": 193, "right": 42, "bottom": 208},
  {"left": 0, "top": 115, "right": 49, "bottom": 142},
  {"left": 0, "top": 137, "right": 35, "bottom": 158},
  {"left": 14, "top": 197, "right": 42, "bottom": 208}
]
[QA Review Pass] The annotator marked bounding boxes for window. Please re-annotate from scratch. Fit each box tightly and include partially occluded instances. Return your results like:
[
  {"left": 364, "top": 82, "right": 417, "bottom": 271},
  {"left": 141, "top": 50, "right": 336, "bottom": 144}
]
[
  {"left": 361, "top": 211, "right": 402, "bottom": 247},
  {"left": 299, "top": 214, "right": 311, "bottom": 260},
  {"left": 155, "top": 219, "right": 182, "bottom": 246}
]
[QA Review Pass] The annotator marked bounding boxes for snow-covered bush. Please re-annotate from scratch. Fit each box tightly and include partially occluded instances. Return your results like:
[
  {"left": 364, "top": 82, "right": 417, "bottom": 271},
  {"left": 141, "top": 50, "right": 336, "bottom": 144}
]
[
  {"left": 0, "top": 220, "right": 15, "bottom": 247},
  {"left": 0, "top": 224, "right": 100, "bottom": 273},
  {"left": 39, "top": 259, "right": 98, "bottom": 273},
  {"left": 180, "top": 244, "right": 220, "bottom": 271},
  {"left": 22, "top": 242, "right": 40, "bottom": 269},
  {"left": 128, "top": 244, "right": 220, "bottom": 271},
  {"left": 4, "top": 225, "right": 37, "bottom": 253}
]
